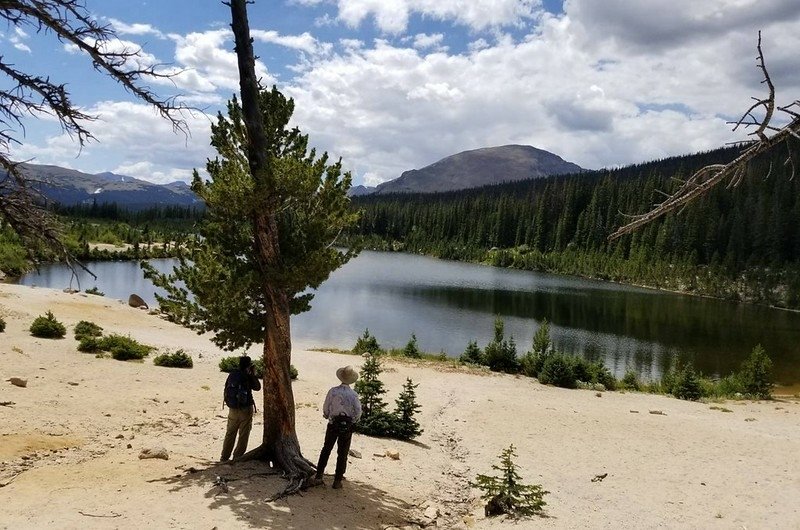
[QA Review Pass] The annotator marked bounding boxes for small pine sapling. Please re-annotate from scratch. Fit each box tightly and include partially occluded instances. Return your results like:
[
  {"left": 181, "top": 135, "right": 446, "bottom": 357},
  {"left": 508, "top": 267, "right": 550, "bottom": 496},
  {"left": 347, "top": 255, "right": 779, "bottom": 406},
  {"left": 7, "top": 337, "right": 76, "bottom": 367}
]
[
  {"left": 353, "top": 328, "right": 381, "bottom": 354},
  {"left": 472, "top": 445, "right": 548, "bottom": 518},
  {"left": 403, "top": 333, "right": 421, "bottom": 358},
  {"left": 460, "top": 340, "right": 484, "bottom": 365},
  {"left": 354, "top": 351, "right": 395, "bottom": 436},
  {"left": 392, "top": 378, "right": 423, "bottom": 440}
]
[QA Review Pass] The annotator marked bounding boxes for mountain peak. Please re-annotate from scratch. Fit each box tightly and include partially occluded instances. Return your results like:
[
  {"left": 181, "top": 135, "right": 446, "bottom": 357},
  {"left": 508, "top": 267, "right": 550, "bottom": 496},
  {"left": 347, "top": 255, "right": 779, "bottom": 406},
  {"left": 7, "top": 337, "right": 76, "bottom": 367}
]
[{"left": 373, "top": 144, "right": 583, "bottom": 195}]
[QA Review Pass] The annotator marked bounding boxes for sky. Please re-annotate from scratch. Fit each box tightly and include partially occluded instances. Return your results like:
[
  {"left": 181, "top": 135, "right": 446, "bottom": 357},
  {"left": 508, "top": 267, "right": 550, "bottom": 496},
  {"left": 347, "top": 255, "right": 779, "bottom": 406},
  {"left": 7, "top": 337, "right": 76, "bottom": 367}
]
[{"left": 2, "top": 0, "right": 800, "bottom": 186}]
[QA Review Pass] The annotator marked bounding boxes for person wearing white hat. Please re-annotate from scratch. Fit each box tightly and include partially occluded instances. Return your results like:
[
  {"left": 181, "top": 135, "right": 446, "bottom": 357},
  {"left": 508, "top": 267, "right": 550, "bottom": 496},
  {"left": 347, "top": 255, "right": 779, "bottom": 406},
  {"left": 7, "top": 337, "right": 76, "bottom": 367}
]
[{"left": 313, "top": 365, "right": 362, "bottom": 489}]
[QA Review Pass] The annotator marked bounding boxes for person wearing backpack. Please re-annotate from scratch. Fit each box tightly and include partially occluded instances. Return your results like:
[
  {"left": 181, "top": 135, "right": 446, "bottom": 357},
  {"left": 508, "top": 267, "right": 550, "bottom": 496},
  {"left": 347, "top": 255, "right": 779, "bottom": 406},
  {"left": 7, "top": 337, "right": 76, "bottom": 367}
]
[
  {"left": 220, "top": 356, "right": 261, "bottom": 462},
  {"left": 312, "top": 365, "right": 362, "bottom": 489}
]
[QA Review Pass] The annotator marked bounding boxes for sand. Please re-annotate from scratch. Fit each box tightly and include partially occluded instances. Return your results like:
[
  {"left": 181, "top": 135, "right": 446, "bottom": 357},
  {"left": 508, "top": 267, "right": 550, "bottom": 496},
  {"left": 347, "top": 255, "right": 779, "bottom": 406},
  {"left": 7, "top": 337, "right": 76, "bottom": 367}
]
[{"left": 1, "top": 282, "right": 799, "bottom": 529}]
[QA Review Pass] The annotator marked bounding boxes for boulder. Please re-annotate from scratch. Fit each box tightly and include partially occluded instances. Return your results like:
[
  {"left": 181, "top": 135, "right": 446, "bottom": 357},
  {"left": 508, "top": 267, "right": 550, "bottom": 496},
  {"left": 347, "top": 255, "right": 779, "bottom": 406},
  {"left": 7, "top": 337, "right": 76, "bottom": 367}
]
[
  {"left": 8, "top": 377, "right": 27, "bottom": 388},
  {"left": 138, "top": 447, "right": 169, "bottom": 460},
  {"left": 348, "top": 449, "right": 362, "bottom": 459},
  {"left": 128, "top": 294, "right": 148, "bottom": 309},
  {"left": 385, "top": 449, "right": 400, "bottom": 460}
]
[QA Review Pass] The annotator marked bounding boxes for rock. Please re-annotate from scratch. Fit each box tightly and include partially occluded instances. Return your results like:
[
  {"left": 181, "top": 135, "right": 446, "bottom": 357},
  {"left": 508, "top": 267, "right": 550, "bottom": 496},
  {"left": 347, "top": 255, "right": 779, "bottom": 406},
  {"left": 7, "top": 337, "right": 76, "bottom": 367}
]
[
  {"left": 348, "top": 449, "right": 362, "bottom": 459},
  {"left": 372, "top": 452, "right": 386, "bottom": 458},
  {"left": 629, "top": 410, "right": 639, "bottom": 413},
  {"left": 649, "top": 410, "right": 665, "bottom": 415},
  {"left": 744, "top": 417, "right": 757, "bottom": 422},
  {"left": 115, "top": 434, "right": 125, "bottom": 439},
  {"left": 423, "top": 505, "right": 440, "bottom": 520},
  {"left": 128, "top": 294, "right": 149, "bottom": 309},
  {"left": 127, "top": 444, "right": 133, "bottom": 449},
  {"left": 463, "top": 515, "right": 476, "bottom": 527},
  {"left": 67, "top": 382, "right": 79, "bottom": 386},
  {"left": 63, "top": 287, "right": 79, "bottom": 294},
  {"left": 8, "top": 377, "right": 27, "bottom": 388},
  {"left": 385, "top": 449, "right": 400, "bottom": 460},
  {"left": 138, "top": 447, "right": 169, "bottom": 460}
]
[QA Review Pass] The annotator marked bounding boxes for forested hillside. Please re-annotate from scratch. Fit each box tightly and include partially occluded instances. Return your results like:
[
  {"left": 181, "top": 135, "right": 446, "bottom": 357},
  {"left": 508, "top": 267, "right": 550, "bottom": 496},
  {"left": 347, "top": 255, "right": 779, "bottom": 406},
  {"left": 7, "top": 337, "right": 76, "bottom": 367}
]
[{"left": 352, "top": 143, "right": 800, "bottom": 308}]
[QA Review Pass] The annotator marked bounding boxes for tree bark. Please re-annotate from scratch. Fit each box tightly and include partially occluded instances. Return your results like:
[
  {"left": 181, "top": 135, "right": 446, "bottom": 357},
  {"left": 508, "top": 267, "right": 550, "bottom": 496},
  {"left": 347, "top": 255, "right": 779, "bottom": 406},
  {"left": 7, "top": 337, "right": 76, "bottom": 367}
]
[{"left": 229, "top": 0, "right": 315, "bottom": 496}]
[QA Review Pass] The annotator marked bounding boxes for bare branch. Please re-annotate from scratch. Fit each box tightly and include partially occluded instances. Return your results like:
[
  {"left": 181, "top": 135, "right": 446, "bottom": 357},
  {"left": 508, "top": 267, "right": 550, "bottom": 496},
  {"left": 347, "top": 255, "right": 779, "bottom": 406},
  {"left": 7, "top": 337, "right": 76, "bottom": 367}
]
[{"left": 610, "top": 32, "right": 799, "bottom": 241}]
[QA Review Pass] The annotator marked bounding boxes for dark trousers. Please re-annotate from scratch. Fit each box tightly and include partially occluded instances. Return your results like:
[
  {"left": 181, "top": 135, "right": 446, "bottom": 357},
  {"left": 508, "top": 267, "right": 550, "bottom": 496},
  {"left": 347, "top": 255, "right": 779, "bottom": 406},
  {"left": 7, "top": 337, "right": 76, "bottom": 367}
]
[{"left": 316, "top": 423, "right": 353, "bottom": 479}]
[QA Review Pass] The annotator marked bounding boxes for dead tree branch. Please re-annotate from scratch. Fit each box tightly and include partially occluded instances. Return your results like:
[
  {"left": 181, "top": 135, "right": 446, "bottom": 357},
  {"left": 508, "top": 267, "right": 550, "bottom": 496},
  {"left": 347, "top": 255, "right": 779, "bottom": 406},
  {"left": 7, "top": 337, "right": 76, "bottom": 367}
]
[
  {"left": 609, "top": 32, "right": 799, "bottom": 240},
  {"left": 0, "top": 0, "right": 188, "bottom": 271}
]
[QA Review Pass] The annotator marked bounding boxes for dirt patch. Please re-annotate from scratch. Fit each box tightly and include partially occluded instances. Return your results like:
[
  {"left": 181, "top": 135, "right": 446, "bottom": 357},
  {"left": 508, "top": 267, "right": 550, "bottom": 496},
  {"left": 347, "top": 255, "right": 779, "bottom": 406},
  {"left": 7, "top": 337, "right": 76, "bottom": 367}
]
[{"left": 0, "top": 433, "right": 83, "bottom": 460}]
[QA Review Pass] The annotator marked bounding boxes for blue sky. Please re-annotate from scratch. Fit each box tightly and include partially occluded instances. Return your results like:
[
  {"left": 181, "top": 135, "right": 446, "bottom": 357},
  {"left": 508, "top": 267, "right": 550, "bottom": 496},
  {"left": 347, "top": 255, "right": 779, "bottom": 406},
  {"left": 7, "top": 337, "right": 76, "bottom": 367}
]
[{"left": 3, "top": 0, "right": 799, "bottom": 185}]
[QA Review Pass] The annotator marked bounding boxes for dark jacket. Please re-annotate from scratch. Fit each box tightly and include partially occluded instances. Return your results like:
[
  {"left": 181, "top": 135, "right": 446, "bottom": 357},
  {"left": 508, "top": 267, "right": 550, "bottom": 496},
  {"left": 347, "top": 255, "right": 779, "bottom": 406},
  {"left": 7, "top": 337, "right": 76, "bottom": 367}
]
[{"left": 225, "top": 369, "right": 262, "bottom": 409}]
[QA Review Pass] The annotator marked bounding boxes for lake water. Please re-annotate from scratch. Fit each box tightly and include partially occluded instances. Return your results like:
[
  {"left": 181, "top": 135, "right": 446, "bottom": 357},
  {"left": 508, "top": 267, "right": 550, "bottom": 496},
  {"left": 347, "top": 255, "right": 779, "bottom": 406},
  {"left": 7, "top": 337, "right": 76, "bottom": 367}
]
[{"left": 17, "top": 251, "right": 800, "bottom": 385}]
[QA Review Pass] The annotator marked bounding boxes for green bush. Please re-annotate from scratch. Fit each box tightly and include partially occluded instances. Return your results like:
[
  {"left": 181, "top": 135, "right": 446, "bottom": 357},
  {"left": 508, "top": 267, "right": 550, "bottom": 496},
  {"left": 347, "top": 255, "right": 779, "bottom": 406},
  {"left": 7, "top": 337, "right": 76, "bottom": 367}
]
[
  {"left": 667, "top": 365, "right": 704, "bottom": 401},
  {"left": 531, "top": 319, "right": 551, "bottom": 356},
  {"left": 289, "top": 364, "right": 299, "bottom": 380},
  {"left": 352, "top": 328, "right": 381, "bottom": 354},
  {"left": 84, "top": 287, "right": 105, "bottom": 296},
  {"left": 621, "top": 370, "right": 641, "bottom": 391},
  {"left": 74, "top": 320, "right": 103, "bottom": 340},
  {"left": 219, "top": 356, "right": 264, "bottom": 377},
  {"left": 403, "top": 333, "right": 421, "bottom": 358},
  {"left": 460, "top": 340, "right": 484, "bottom": 365},
  {"left": 0, "top": 316, "right": 5, "bottom": 333},
  {"left": 520, "top": 351, "right": 547, "bottom": 378},
  {"left": 153, "top": 350, "right": 193, "bottom": 368},
  {"left": 738, "top": 344, "right": 773, "bottom": 399},
  {"left": 29, "top": 311, "right": 67, "bottom": 338},
  {"left": 472, "top": 445, "right": 548, "bottom": 518},
  {"left": 99, "top": 334, "right": 154, "bottom": 361},
  {"left": 588, "top": 362, "right": 617, "bottom": 391},
  {"left": 538, "top": 355, "right": 575, "bottom": 388},
  {"left": 77, "top": 336, "right": 102, "bottom": 353}
]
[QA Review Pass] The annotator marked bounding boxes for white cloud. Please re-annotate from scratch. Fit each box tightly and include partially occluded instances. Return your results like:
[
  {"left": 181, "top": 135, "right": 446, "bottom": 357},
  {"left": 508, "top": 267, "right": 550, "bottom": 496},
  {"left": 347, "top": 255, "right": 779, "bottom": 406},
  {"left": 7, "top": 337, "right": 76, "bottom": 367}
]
[
  {"left": 112, "top": 161, "right": 194, "bottom": 185},
  {"left": 252, "top": 30, "right": 332, "bottom": 56},
  {"left": 334, "top": 0, "right": 543, "bottom": 33},
  {"left": 410, "top": 33, "right": 446, "bottom": 51},
  {"left": 279, "top": 2, "right": 800, "bottom": 184},
  {"left": 108, "top": 18, "right": 166, "bottom": 39}
]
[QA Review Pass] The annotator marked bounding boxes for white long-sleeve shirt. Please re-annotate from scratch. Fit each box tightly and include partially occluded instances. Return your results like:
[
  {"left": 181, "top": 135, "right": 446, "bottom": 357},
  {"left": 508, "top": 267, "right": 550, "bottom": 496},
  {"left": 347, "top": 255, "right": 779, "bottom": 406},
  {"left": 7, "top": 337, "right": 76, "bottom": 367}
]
[{"left": 322, "top": 384, "right": 362, "bottom": 423}]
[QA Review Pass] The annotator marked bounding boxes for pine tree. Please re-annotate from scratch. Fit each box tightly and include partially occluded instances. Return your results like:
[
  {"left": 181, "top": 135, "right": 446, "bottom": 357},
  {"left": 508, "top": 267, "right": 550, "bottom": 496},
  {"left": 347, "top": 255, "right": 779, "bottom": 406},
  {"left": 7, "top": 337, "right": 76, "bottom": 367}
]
[
  {"left": 353, "top": 328, "right": 381, "bottom": 354},
  {"left": 460, "top": 340, "right": 484, "bottom": 365},
  {"left": 472, "top": 445, "right": 548, "bottom": 518},
  {"left": 531, "top": 319, "right": 551, "bottom": 355},
  {"left": 354, "top": 351, "right": 395, "bottom": 436},
  {"left": 403, "top": 333, "right": 421, "bottom": 358},
  {"left": 392, "top": 378, "right": 423, "bottom": 440}
]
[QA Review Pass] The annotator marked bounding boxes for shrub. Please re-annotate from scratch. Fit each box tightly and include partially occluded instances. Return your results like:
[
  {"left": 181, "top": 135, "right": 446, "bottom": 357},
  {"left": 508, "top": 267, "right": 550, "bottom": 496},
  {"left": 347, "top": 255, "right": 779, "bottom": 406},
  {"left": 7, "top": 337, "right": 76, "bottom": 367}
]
[
  {"left": 738, "top": 344, "right": 773, "bottom": 399},
  {"left": 668, "top": 365, "right": 704, "bottom": 401},
  {"left": 621, "top": 370, "right": 641, "bottom": 391},
  {"left": 460, "top": 340, "right": 484, "bottom": 365},
  {"left": 531, "top": 319, "right": 551, "bottom": 356},
  {"left": 29, "top": 311, "right": 66, "bottom": 338},
  {"left": 570, "top": 356, "right": 593, "bottom": 383},
  {"left": 391, "top": 378, "right": 423, "bottom": 440},
  {"left": 77, "top": 336, "right": 102, "bottom": 353},
  {"left": 352, "top": 328, "right": 382, "bottom": 354},
  {"left": 403, "top": 333, "right": 421, "bottom": 358},
  {"left": 520, "top": 351, "right": 547, "bottom": 378},
  {"left": 289, "top": 364, "right": 299, "bottom": 380},
  {"left": 218, "top": 356, "right": 267, "bottom": 378},
  {"left": 153, "top": 350, "right": 193, "bottom": 368},
  {"left": 99, "top": 334, "right": 154, "bottom": 361},
  {"left": 588, "top": 362, "right": 617, "bottom": 391},
  {"left": 472, "top": 445, "right": 548, "bottom": 518},
  {"left": 0, "top": 315, "right": 5, "bottom": 333},
  {"left": 484, "top": 319, "right": 519, "bottom": 374},
  {"left": 538, "top": 355, "right": 575, "bottom": 388},
  {"left": 74, "top": 320, "right": 103, "bottom": 340},
  {"left": 84, "top": 287, "right": 105, "bottom": 296}
]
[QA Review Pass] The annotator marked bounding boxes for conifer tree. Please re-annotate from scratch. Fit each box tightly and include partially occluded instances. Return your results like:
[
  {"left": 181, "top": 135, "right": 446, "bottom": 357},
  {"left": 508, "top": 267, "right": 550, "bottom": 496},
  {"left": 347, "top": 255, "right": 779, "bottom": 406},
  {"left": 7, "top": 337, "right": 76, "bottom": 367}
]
[
  {"left": 473, "top": 445, "right": 548, "bottom": 518},
  {"left": 460, "top": 340, "right": 484, "bottom": 365},
  {"left": 354, "top": 351, "right": 395, "bottom": 436},
  {"left": 353, "top": 328, "right": 381, "bottom": 354},
  {"left": 403, "top": 332, "right": 421, "bottom": 358},
  {"left": 392, "top": 378, "right": 423, "bottom": 440}
]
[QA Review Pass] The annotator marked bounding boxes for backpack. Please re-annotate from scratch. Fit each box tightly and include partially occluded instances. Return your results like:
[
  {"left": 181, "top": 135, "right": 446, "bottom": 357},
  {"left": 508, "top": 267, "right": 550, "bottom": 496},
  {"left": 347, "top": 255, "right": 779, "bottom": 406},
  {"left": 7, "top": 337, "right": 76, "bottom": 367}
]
[{"left": 224, "top": 371, "right": 252, "bottom": 410}]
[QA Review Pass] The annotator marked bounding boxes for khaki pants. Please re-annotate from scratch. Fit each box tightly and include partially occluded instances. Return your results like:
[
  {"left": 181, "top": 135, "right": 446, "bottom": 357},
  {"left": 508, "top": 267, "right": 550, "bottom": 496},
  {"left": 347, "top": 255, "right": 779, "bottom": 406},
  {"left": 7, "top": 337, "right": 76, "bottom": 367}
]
[{"left": 221, "top": 407, "right": 253, "bottom": 461}]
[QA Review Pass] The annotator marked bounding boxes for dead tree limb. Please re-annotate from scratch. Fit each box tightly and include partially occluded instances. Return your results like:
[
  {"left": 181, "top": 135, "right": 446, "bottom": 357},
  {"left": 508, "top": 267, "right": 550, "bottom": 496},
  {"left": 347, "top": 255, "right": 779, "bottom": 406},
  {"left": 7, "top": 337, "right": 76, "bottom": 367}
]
[
  {"left": 0, "top": 0, "right": 188, "bottom": 271},
  {"left": 609, "top": 32, "right": 799, "bottom": 241}
]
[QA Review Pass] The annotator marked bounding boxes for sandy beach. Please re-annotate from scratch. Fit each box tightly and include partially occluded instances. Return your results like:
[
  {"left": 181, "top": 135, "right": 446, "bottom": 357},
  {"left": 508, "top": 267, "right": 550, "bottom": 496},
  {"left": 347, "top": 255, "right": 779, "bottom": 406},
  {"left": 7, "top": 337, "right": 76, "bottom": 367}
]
[{"left": 1, "top": 282, "right": 799, "bottom": 529}]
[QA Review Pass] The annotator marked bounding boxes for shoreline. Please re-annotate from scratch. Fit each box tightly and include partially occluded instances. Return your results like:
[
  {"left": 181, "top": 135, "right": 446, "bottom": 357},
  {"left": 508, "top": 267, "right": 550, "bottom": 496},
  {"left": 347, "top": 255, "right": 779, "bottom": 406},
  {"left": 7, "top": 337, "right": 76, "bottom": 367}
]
[{"left": 2, "top": 283, "right": 800, "bottom": 528}]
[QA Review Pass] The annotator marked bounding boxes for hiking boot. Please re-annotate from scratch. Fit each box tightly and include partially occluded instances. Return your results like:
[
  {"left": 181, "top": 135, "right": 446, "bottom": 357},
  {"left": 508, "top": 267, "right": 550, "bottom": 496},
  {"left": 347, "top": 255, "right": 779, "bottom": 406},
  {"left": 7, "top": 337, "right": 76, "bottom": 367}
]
[{"left": 332, "top": 477, "right": 343, "bottom": 489}]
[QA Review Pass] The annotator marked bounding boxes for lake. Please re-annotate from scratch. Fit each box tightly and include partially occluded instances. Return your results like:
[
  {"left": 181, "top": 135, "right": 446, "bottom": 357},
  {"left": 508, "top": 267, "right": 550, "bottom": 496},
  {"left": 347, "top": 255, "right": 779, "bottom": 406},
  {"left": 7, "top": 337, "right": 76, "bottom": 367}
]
[{"left": 17, "top": 251, "right": 800, "bottom": 385}]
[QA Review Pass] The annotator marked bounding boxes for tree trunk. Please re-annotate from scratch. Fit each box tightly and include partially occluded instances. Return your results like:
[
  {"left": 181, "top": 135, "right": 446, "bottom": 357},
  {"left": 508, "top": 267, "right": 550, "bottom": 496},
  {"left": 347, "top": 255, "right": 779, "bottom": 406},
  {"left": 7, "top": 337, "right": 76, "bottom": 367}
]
[{"left": 229, "top": 0, "right": 315, "bottom": 497}]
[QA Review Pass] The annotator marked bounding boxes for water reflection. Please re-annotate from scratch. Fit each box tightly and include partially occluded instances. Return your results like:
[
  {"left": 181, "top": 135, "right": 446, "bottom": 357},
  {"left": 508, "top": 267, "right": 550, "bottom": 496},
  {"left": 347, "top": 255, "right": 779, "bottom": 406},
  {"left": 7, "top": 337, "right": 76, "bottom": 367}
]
[{"left": 17, "top": 251, "right": 800, "bottom": 384}]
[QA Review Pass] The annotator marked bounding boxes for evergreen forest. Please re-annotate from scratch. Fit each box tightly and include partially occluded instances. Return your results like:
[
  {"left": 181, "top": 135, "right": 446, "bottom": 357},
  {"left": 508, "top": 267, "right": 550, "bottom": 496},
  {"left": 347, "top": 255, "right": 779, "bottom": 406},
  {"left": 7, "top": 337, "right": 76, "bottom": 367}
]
[{"left": 351, "top": 142, "right": 800, "bottom": 309}]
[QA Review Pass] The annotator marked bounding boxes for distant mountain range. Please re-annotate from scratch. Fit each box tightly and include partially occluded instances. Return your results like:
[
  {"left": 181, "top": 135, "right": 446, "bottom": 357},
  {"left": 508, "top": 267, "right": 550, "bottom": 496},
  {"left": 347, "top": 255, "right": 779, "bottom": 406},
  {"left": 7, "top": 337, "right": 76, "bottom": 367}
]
[
  {"left": 11, "top": 163, "right": 200, "bottom": 210},
  {"left": 10, "top": 144, "right": 582, "bottom": 208},
  {"left": 352, "top": 145, "right": 584, "bottom": 196}
]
